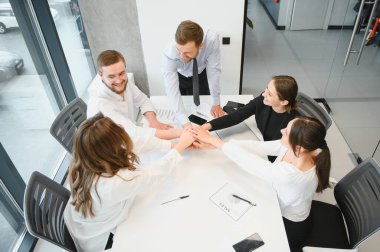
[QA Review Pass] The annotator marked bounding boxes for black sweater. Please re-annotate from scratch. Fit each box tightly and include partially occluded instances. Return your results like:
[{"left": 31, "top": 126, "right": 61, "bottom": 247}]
[{"left": 209, "top": 95, "right": 299, "bottom": 141}]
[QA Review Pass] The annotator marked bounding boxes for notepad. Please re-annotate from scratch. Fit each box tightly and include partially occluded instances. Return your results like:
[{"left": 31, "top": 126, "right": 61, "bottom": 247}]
[{"left": 209, "top": 183, "right": 254, "bottom": 221}]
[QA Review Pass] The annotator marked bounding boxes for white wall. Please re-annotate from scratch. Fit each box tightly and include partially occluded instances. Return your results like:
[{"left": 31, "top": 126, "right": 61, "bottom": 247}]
[{"left": 136, "top": 0, "right": 245, "bottom": 95}]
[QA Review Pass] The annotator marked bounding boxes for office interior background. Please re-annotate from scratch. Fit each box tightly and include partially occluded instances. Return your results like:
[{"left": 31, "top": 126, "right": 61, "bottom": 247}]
[{"left": 0, "top": 0, "right": 379, "bottom": 251}]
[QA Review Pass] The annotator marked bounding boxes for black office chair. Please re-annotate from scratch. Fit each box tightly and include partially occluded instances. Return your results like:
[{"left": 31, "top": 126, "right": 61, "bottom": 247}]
[
  {"left": 50, "top": 97, "right": 87, "bottom": 154},
  {"left": 296, "top": 92, "right": 332, "bottom": 130},
  {"left": 301, "top": 158, "right": 380, "bottom": 252},
  {"left": 24, "top": 171, "right": 77, "bottom": 251}
]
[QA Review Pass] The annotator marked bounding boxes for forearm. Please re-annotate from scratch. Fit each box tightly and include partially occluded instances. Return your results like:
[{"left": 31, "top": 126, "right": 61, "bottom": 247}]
[
  {"left": 209, "top": 112, "right": 246, "bottom": 131},
  {"left": 163, "top": 71, "right": 189, "bottom": 125},
  {"left": 144, "top": 111, "right": 157, "bottom": 124},
  {"left": 155, "top": 129, "right": 182, "bottom": 140}
]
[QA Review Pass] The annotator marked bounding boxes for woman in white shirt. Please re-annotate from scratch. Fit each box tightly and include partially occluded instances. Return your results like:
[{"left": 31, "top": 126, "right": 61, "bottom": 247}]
[
  {"left": 192, "top": 116, "right": 331, "bottom": 251},
  {"left": 64, "top": 113, "right": 195, "bottom": 252}
]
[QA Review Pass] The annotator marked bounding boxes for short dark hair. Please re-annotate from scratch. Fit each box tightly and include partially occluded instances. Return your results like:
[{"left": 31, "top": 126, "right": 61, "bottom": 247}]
[
  {"left": 272, "top": 75, "right": 298, "bottom": 113},
  {"left": 97, "top": 50, "right": 125, "bottom": 71},
  {"left": 175, "top": 20, "right": 204, "bottom": 46}
]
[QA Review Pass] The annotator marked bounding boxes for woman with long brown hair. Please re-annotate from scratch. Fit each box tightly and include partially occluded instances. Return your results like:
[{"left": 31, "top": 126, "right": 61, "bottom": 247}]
[
  {"left": 64, "top": 113, "right": 194, "bottom": 251},
  {"left": 193, "top": 116, "right": 331, "bottom": 251},
  {"left": 202, "top": 75, "right": 299, "bottom": 162}
]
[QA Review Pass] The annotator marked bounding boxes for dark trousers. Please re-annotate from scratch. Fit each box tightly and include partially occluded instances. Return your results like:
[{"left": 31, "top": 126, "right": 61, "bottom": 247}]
[
  {"left": 178, "top": 69, "right": 210, "bottom": 95},
  {"left": 283, "top": 215, "right": 312, "bottom": 252}
]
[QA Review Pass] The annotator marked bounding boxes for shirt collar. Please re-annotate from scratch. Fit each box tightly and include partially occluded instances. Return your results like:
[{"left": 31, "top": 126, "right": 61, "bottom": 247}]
[{"left": 97, "top": 78, "right": 125, "bottom": 102}]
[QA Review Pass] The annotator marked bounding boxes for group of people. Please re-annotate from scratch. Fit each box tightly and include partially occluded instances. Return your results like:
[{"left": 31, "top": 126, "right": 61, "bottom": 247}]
[{"left": 63, "top": 20, "right": 332, "bottom": 252}]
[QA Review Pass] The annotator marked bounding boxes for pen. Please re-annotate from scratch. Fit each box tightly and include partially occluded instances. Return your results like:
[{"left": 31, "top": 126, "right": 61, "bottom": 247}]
[
  {"left": 161, "top": 195, "right": 190, "bottom": 205},
  {"left": 232, "top": 194, "right": 256, "bottom": 206}
]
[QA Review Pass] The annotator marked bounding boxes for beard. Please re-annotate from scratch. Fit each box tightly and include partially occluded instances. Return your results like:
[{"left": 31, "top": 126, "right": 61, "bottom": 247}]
[{"left": 102, "top": 79, "right": 127, "bottom": 95}]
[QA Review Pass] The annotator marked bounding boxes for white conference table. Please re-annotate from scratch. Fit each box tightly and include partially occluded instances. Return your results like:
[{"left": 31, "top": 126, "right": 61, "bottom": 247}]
[{"left": 112, "top": 95, "right": 290, "bottom": 252}]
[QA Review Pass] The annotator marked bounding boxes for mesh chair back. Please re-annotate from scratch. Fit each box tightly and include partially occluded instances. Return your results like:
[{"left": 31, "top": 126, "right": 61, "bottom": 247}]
[
  {"left": 334, "top": 158, "right": 380, "bottom": 248},
  {"left": 50, "top": 98, "right": 87, "bottom": 154},
  {"left": 296, "top": 92, "right": 332, "bottom": 129},
  {"left": 24, "top": 171, "right": 77, "bottom": 251}
]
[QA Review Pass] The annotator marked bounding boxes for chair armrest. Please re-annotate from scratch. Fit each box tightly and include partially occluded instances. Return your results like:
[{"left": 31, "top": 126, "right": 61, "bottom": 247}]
[{"left": 303, "top": 247, "right": 357, "bottom": 252}]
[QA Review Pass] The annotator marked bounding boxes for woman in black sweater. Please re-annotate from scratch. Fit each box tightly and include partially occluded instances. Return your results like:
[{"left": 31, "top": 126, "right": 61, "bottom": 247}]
[{"left": 202, "top": 75, "right": 299, "bottom": 162}]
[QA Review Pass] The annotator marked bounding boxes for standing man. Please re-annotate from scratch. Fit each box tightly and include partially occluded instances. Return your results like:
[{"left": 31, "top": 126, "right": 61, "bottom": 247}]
[
  {"left": 162, "top": 20, "right": 224, "bottom": 127},
  {"left": 88, "top": 50, "right": 181, "bottom": 153}
]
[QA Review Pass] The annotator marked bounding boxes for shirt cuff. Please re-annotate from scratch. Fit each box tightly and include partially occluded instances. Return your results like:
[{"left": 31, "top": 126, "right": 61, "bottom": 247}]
[
  {"left": 165, "top": 148, "right": 183, "bottom": 163},
  {"left": 212, "top": 96, "right": 221, "bottom": 106},
  {"left": 161, "top": 140, "right": 172, "bottom": 152}
]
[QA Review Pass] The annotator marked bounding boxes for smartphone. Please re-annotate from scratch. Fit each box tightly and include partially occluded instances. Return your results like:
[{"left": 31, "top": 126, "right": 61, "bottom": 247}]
[
  {"left": 226, "top": 101, "right": 245, "bottom": 109},
  {"left": 223, "top": 101, "right": 246, "bottom": 114},
  {"left": 232, "top": 233, "right": 264, "bottom": 252},
  {"left": 188, "top": 114, "right": 207, "bottom": 125}
]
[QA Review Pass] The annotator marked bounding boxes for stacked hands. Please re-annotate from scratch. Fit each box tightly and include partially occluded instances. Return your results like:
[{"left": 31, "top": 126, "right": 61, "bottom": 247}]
[{"left": 174, "top": 125, "right": 224, "bottom": 152}]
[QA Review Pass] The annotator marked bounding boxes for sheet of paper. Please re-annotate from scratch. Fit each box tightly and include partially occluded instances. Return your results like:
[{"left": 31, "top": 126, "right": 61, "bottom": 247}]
[
  {"left": 140, "top": 108, "right": 177, "bottom": 127},
  {"left": 209, "top": 183, "right": 254, "bottom": 221}
]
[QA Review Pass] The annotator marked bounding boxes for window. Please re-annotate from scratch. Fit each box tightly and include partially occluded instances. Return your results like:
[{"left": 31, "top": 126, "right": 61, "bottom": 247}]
[{"left": 0, "top": 0, "right": 95, "bottom": 251}]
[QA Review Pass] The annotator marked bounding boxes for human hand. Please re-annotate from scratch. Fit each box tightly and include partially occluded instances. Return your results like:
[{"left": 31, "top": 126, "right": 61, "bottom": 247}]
[
  {"left": 191, "top": 126, "right": 224, "bottom": 148},
  {"left": 174, "top": 128, "right": 196, "bottom": 152},
  {"left": 201, "top": 123, "right": 212, "bottom": 131},
  {"left": 149, "top": 119, "right": 173, "bottom": 130},
  {"left": 210, "top": 105, "right": 224, "bottom": 118},
  {"left": 190, "top": 126, "right": 214, "bottom": 144},
  {"left": 192, "top": 139, "right": 216, "bottom": 149},
  {"left": 182, "top": 122, "right": 192, "bottom": 129}
]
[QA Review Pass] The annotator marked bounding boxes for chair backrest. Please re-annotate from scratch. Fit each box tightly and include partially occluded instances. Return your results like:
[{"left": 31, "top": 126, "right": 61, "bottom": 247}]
[
  {"left": 296, "top": 92, "right": 332, "bottom": 129},
  {"left": 50, "top": 97, "right": 87, "bottom": 154},
  {"left": 334, "top": 158, "right": 380, "bottom": 249},
  {"left": 24, "top": 171, "right": 77, "bottom": 251}
]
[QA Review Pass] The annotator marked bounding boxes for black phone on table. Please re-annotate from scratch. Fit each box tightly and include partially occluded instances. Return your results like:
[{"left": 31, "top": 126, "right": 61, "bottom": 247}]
[
  {"left": 223, "top": 101, "right": 245, "bottom": 114},
  {"left": 188, "top": 114, "right": 207, "bottom": 125},
  {"left": 232, "top": 233, "right": 264, "bottom": 252},
  {"left": 226, "top": 101, "right": 245, "bottom": 109}
]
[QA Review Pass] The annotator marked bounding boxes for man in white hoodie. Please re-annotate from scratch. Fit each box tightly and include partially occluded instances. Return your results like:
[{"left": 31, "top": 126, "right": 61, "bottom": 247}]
[{"left": 87, "top": 50, "right": 181, "bottom": 152}]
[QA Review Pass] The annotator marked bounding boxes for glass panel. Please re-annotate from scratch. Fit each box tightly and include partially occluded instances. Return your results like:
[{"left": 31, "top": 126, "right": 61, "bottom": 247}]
[
  {"left": 0, "top": 0, "right": 63, "bottom": 250},
  {"left": 245, "top": 0, "right": 380, "bottom": 162},
  {"left": 324, "top": 0, "right": 380, "bottom": 161},
  {"left": 324, "top": 0, "right": 380, "bottom": 99},
  {"left": 0, "top": 212, "right": 20, "bottom": 251},
  {"left": 48, "top": 0, "right": 95, "bottom": 100}
]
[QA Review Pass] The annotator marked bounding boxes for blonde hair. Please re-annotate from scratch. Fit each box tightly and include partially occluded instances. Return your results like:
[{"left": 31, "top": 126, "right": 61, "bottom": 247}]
[{"left": 69, "top": 113, "right": 138, "bottom": 217}]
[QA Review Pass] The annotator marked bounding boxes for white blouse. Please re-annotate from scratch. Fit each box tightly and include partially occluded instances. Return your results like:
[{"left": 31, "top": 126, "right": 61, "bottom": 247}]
[
  {"left": 64, "top": 149, "right": 183, "bottom": 252},
  {"left": 222, "top": 140, "right": 318, "bottom": 222}
]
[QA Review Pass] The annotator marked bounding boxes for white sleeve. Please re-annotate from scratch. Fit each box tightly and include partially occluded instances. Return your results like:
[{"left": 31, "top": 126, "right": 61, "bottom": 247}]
[
  {"left": 105, "top": 149, "right": 182, "bottom": 203},
  {"left": 162, "top": 53, "right": 189, "bottom": 125},
  {"left": 98, "top": 101, "right": 156, "bottom": 138},
  {"left": 132, "top": 134, "right": 171, "bottom": 155},
  {"left": 128, "top": 74, "right": 156, "bottom": 114},
  {"left": 222, "top": 141, "right": 282, "bottom": 183},
  {"left": 228, "top": 139, "right": 283, "bottom": 157},
  {"left": 97, "top": 102, "right": 171, "bottom": 153},
  {"left": 205, "top": 35, "right": 221, "bottom": 106}
]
